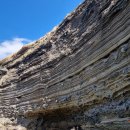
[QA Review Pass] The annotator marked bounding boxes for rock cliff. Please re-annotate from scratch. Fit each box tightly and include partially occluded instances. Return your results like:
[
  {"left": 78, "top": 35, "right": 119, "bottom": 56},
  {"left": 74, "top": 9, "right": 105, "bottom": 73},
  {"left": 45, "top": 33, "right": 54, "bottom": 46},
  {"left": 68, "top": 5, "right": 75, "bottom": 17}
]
[{"left": 0, "top": 0, "right": 130, "bottom": 129}]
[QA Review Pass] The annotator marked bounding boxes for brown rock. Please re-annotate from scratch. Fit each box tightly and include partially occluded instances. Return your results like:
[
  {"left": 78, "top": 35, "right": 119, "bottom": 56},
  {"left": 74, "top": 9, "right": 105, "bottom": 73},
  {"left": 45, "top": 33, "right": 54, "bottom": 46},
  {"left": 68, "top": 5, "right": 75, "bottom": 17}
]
[{"left": 0, "top": 0, "right": 130, "bottom": 129}]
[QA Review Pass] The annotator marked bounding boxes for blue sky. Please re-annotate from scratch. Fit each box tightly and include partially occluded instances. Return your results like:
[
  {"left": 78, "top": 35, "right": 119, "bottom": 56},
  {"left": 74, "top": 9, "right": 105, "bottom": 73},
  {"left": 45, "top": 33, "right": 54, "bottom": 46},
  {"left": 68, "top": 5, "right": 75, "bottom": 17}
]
[{"left": 0, "top": 0, "right": 84, "bottom": 59}]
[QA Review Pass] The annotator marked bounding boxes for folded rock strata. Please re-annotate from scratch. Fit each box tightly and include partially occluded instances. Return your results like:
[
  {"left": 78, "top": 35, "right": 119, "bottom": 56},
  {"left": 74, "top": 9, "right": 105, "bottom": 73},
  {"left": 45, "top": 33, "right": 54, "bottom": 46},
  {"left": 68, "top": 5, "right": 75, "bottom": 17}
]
[{"left": 0, "top": 0, "right": 130, "bottom": 129}]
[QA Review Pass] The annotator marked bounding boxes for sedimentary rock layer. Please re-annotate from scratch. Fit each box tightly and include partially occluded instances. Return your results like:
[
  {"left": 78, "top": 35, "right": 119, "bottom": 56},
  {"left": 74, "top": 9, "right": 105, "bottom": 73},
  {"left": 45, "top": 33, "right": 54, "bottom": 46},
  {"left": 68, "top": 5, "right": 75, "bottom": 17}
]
[{"left": 0, "top": 0, "right": 130, "bottom": 129}]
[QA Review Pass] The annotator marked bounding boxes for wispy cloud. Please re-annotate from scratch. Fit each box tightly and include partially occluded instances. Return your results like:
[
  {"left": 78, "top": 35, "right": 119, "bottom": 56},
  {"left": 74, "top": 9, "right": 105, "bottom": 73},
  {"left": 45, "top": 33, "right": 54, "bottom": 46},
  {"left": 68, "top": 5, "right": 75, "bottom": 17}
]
[{"left": 0, "top": 38, "right": 32, "bottom": 60}]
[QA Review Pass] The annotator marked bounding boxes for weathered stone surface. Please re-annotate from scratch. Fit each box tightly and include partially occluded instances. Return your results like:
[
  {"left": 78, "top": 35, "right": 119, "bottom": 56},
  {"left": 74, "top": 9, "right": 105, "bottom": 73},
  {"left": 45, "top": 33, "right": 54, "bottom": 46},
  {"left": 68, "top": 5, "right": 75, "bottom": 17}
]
[{"left": 0, "top": 0, "right": 130, "bottom": 129}]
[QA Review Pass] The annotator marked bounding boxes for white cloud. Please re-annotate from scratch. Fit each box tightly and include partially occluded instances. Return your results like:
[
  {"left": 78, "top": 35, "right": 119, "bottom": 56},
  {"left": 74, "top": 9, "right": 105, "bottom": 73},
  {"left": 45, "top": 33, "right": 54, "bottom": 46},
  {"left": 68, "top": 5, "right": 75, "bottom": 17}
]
[{"left": 0, "top": 38, "right": 32, "bottom": 60}]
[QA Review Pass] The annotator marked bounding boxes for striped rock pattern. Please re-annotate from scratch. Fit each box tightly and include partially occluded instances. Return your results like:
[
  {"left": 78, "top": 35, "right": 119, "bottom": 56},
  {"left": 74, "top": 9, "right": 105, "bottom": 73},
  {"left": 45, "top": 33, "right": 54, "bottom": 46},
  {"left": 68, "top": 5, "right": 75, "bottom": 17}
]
[{"left": 0, "top": 0, "right": 130, "bottom": 129}]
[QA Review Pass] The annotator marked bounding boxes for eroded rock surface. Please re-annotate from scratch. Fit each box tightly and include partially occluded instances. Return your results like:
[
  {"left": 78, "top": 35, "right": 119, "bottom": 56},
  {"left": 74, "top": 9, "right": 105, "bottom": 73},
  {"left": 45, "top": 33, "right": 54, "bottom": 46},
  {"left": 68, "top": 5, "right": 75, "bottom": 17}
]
[{"left": 0, "top": 0, "right": 130, "bottom": 129}]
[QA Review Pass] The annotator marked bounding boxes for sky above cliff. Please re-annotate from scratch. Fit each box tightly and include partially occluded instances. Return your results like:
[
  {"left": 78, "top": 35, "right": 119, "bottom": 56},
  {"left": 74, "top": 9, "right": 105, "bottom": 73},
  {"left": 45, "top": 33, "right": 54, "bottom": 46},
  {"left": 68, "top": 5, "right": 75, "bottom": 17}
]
[{"left": 0, "top": 0, "right": 84, "bottom": 59}]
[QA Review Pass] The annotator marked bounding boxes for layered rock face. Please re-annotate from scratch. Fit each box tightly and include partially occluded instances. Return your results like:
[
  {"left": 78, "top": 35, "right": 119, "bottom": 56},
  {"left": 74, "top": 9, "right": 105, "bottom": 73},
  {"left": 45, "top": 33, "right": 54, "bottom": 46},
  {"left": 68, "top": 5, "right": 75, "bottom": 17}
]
[{"left": 0, "top": 0, "right": 130, "bottom": 129}]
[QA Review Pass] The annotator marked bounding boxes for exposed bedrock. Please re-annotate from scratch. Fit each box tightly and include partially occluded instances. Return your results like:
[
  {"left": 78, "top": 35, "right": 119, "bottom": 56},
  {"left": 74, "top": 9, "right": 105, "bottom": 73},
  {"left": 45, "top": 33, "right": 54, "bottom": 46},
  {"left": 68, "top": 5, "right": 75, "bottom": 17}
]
[{"left": 0, "top": 0, "right": 130, "bottom": 129}]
